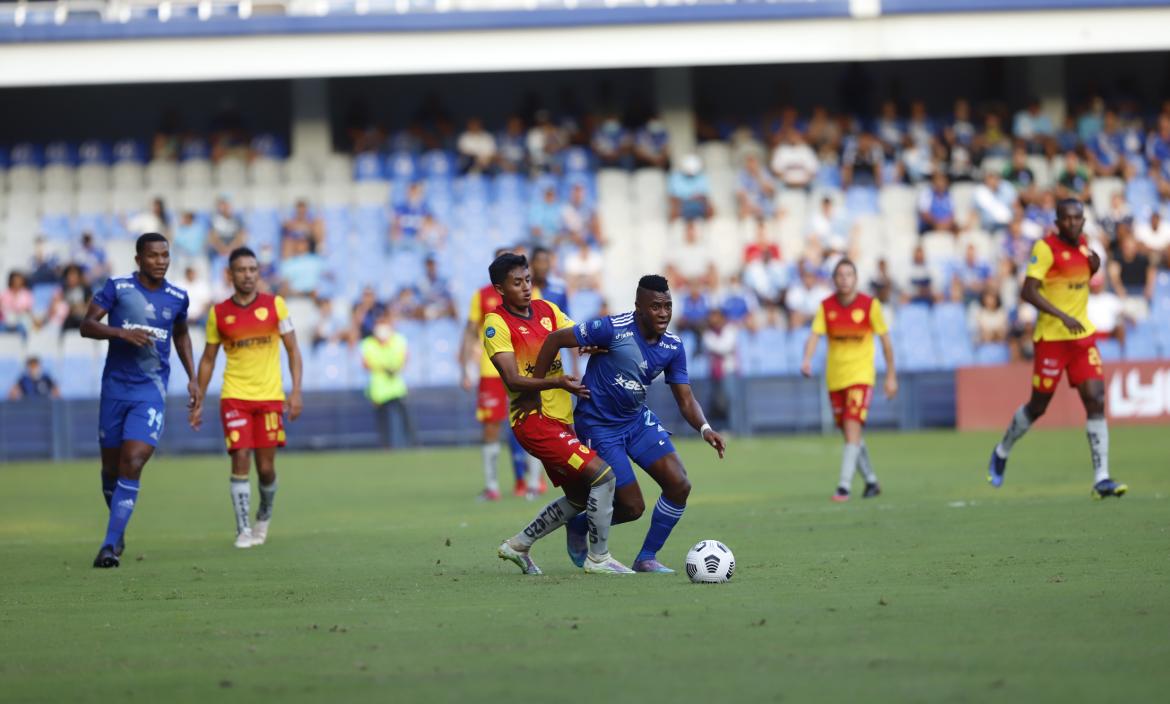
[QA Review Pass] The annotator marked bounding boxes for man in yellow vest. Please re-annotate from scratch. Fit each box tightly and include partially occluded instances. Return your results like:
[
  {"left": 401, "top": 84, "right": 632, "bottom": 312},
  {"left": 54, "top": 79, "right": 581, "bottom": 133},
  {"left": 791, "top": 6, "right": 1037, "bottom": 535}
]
[{"left": 361, "top": 309, "right": 414, "bottom": 449}]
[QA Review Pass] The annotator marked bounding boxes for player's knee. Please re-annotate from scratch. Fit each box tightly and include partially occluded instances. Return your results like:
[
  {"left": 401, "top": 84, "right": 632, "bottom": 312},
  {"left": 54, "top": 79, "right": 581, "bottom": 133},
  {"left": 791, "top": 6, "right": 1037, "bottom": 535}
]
[
  {"left": 669, "top": 477, "right": 692, "bottom": 505},
  {"left": 618, "top": 492, "right": 645, "bottom": 521},
  {"left": 119, "top": 455, "right": 148, "bottom": 479}
]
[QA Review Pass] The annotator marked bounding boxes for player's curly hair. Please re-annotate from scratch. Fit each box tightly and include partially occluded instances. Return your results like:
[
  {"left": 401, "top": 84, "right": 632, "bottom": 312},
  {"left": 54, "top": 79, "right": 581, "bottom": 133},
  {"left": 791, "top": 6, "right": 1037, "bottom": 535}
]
[
  {"left": 489, "top": 253, "right": 528, "bottom": 286},
  {"left": 135, "top": 232, "right": 168, "bottom": 255},
  {"left": 637, "top": 275, "right": 669, "bottom": 294}
]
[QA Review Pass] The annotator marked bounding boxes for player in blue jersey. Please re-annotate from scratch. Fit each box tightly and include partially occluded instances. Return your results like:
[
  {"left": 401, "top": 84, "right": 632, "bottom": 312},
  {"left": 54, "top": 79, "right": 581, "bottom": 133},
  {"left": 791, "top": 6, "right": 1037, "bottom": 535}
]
[
  {"left": 529, "top": 274, "right": 726, "bottom": 573},
  {"left": 81, "top": 233, "right": 199, "bottom": 568}
]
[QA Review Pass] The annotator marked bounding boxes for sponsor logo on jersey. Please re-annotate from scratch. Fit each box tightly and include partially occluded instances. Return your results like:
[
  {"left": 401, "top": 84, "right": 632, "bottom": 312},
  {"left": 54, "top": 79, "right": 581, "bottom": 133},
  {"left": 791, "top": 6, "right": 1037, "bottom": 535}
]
[
  {"left": 116, "top": 281, "right": 135, "bottom": 290},
  {"left": 612, "top": 373, "right": 645, "bottom": 392},
  {"left": 658, "top": 341, "right": 679, "bottom": 350},
  {"left": 123, "top": 322, "right": 169, "bottom": 341},
  {"left": 614, "top": 331, "right": 633, "bottom": 341},
  {"left": 226, "top": 419, "right": 248, "bottom": 429},
  {"left": 165, "top": 286, "right": 185, "bottom": 299},
  {"left": 485, "top": 326, "right": 496, "bottom": 339},
  {"left": 578, "top": 323, "right": 587, "bottom": 336},
  {"left": 592, "top": 320, "right": 602, "bottom": 330}
]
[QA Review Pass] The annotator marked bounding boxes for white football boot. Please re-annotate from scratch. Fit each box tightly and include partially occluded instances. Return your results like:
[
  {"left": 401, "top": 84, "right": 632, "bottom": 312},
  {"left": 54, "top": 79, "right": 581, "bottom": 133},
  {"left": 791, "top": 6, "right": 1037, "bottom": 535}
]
[
  {"left": 497, "top": 540, "right": 543, "bottom": 575},
  {"left": 583, "top": 553, "right": 634, "bottom": 574},
  {"left": 252, "top": 519, "right": 269, "bottom": 546}
]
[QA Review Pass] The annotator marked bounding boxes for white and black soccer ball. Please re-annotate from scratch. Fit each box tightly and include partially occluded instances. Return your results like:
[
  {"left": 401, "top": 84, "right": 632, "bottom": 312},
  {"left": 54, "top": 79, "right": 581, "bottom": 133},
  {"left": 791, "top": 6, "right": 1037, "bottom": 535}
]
[{"left": 684, "top": 540, "right": 735, "bottom": 583}]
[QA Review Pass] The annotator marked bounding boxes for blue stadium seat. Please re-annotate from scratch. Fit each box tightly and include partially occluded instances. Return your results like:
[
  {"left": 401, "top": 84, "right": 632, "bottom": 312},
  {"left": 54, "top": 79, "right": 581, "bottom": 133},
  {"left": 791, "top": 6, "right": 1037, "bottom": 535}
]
[
  {"left": 31, "top": 284, "right": 58, "bottom": 316},
  {"left": 57, "top": 355, "right": 100, "bottom": 399},
  {"left": 974, "top": 343, "right": 1010, "bottom": 366},
  {"left": 385, "top": 152, "right": 418, "bottom": 182},
  {"left": 844, "top": 185, "right": 880, "bottom": 217},
  {"left": 786, "top": 327, "right": 825, "bottom": 374},
  {"left": 743, "top": 327, "right": 788, "bottom": 376},
  {"left": 1124, "top": 322, "right": 1159, "bottom": 361},
  {"left": 456, "top": 174, "right": 489, "bottom": 201},
  {"left": 245, "top": 208, "right": 281, "bottom": 252},
  {"left": 1097, "top": 338, "right": 1123, "bottom": 363},
  {"left": 569, "top": 290, "right": 603, "bottom": 322},
  {"left": 492, "top": 173, "right": 528, "bottom": 204},
  {"left": 353, "top": 152, "right": 384, "bottom": 181},
  {"left": 310, "top": 343, "right": 350, "bottom": 391},
  {"left": 420, "top": 150, "right": 455, "bottom": 180},
  {"left": 40, "top": 214, "right": 73, "bottom": 240}
]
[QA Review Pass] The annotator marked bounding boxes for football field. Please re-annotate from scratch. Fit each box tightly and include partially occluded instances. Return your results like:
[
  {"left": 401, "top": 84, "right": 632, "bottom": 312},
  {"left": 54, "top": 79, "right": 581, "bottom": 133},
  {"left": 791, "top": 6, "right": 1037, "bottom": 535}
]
[{"left": 1, "top": 427, "right": 1168, "bottom": 703}]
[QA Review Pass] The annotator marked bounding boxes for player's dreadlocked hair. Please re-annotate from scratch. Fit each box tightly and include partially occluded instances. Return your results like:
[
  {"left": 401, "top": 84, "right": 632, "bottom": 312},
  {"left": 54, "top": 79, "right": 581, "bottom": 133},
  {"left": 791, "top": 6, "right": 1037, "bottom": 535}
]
[
  {"left": 489, "top": 253, "right": 529, "bottom": 287},
  {"left": 637, "top": 274, "right": 669, "bottom": 294}
]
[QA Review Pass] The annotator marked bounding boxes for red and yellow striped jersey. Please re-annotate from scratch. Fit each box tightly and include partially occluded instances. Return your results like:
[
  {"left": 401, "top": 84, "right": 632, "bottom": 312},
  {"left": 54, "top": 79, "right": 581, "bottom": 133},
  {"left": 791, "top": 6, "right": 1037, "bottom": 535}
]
[
  {"left": 206, "top": 293, "right": 292, "bottom": 401},
  {"left": 481, "top": 299, "right": 573, "bottom": 426},
  {"left": 1024, "top": 234, "right": 1095, "bottom": 342}
]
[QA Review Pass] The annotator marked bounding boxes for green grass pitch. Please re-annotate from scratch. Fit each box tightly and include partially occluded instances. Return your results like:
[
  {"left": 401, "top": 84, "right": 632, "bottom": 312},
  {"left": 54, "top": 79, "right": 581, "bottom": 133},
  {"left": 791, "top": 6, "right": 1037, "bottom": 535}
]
[{"left": 1, "top": 427, "right": 1168, "bottom": 703}]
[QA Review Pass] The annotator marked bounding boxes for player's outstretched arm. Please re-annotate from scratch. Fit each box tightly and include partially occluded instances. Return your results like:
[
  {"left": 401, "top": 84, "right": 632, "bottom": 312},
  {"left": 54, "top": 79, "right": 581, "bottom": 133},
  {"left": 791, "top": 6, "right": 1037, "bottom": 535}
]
[
  {"left": 190, "top": 341, "right": 220, "bottom": 430},
  {"left": 458, "top": 319, "right": 479, "bottom": 391},
  {"left": 489, "top": 351, "right": 588, "bottom": 398},
  {"left": 879, "top": 332, "right": 898, "bottom": 399},
  {"left": 1021, "top": 277, "right": 1085, "bottom": 334},
  {"left": 281, "top": 329, "right": 304, "bottom": 421},
  {"left": 173, "top": 316, "right": 200, "bottom": 410},
  {"left": 79, "top": 302, "right": 151, "bottom": 347},
  {"left": 670, "top": 383, "right": 726, "bottom": 459},
  {"left": 530, "top": 327, "right": 584, "bottom": 380},
  {"left": 800, "top": 331, "right": 822, "bottom": 378}
]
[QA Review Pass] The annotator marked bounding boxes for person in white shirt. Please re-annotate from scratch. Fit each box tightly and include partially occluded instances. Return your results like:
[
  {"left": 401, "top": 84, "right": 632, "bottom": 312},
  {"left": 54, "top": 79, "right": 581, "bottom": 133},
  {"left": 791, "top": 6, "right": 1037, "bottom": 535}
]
[
  {"left": 785, "top": 262, "right": 833, "bottom": 328},
  {"left": 1134, "top": 211, "right": 1170, "bottom": 253},
  {"left": 770, "top": 129, "right": 819, "bottom": 190},
  {"left": 972, "top": 170, "right": 1017, "bottom": 233},
  {"left": 457, "top": 117, "right": 497, "bottom": 175},
  {"left": 182, "top": 266, "right": 212, "bottom": 323},
  {"left": 666, "top": 220, "right": 717, "bottom": 289},
  {"left": 1087, "top": 274, "right": 1125, "bottom": 346},
  {"left": 563, "top": 241, "right": 603, "bottom": 293}
]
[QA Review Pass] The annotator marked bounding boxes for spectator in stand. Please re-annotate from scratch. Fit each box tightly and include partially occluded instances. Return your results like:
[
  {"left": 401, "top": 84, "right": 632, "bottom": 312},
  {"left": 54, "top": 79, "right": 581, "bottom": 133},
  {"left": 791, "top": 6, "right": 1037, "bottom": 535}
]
[
  {"left": 1055, "top": 115, "right": 1080, "bottom": 155},
  {"left": 8, "top": 357, "right": 59, "bottom": 401},
  {"left": 392, "top": 182, "right": 443, "bottom": 252},
  {"left": 785, "top": 261, "right": 831, "bottom": 329},
  {"left": 563, "top": 239, "right": 604, "bottom": 294},
  {"left": 806, "top": 106, "right": 841, "bottom": 153},
  {"left": 526, "top": 109, "right": 565, "bottom": 174},
  {"left": 633, "top": 116, "right": 671, "bottom": 169},
  {"left": 352, "top": 286, "right": 386, "bottom": 340},
  {"left": 875, "top": 100, "right": 903, "bottom": 157},
  {"left": 950, "top": 98, "right": 977, "bottom": 149},
  {"left": 0, "top": 271, "right": 35, "bottom": 335},
  {"left": 496, "top": 115, "right": 528, "bottom": 173},
  {"left": 592, "top": 115, "right": 632, "bottom": 170},
  {"left": 869, "top": 258, "right": 898, "bottom": 305},
  {"left": 417, "top": 256, "right": 457, "bottom": 321},
  {"left": 209, "top": 99, "right": 250, "bottom": 162},
  {"left": 808, "top": 196, "right": 853, "bottom": 254},
  {"left": 1087, "top": 273, "right": 1126, "bottom": 348},
  {"left": 676, "top": 285, "right": 711, "bottom": 338},
  {"left": 126, "top": 196, "right": 171, "bottom": 240},
  {"left": 52, "top": 265, "right": 91, "bottom": 333},
  {"left": 1055, "top": 151, "right": 1092, "bottom": 202},
  {"left": 1145, "top": 114, "right": 1170, "bottom": 171},
  {"left": 311, "top": 296, "right": 355, "bottom": 349},
  {"left": 667, "top": 220, "right": 717, "bottom": 290},
  {"left": 172, "top": 212, "right": 208, "bottom": 270},
  {"left": 743, "top": 246, "right": 789, "bottom": 310},
  {"left": 1002, "top": 215, "right": 1033, "bottom": 268},
  {"left": 209, "top": 196, "right": 247, "bottom": 260},
  {"left": 1003, "top": 145, "right": 1037, "bottom": 204},
  {"left": 841, "top": 132, "right": 884, "bottom": 189},
  {"left": 972, "top": 170, "right": 1017, "bottom": 234},
  {"left": 917, "top": 172, "right": 959, "bottom": 235},
  {"left": 974, "top": 291, "right": 1009, "bottom": 344},
  {"left": 361, "top": 309, "right": 415, "bottom": 449},
  {"left": 1135, "top": 211, "right": 1170, "bottom": 255},
  {"left": 389, "top": 287, "right": 422, "bottom": 321},
  {"left": 770, "top": 129, "right": 819, "bottom": 191},
  {"left": 152, "top": 108, "right": 183, "bottom": 161},
  {"left": 737, "top": 153, "right": 777, "bottom": 227},
  {"left": 278, "top": 237, "right": 325, "bottom": 299},
  {"left": 457, "top": 117, "right": 497, "bottom": 175},
  {"left": 1013, "top": 98, "right": 1054, "bottom": 154},
  {"left": 27, "top": 237, "right": 61, "bottom": 286},
  {"left": 701, "top": 308, "right": 739, "bottom": 426},
  {"left": 950, "top": 244, "right": 993, "bottom": 305},
  {"left": 980, "top": 112, "right": 1012, "bottom": 158},
  {"left": 560, "top": 182, "right": 602, "bottom": 247},
  {"left": 1108, "top": 228, "right": 1155, "bottom": 323},
  {"left": 1098, "top": 191, "right": 1132, "bottom": 243},
  {"left": 1089, "top": 109, "right": 1125, "bottom": 178},
  {"left": 281, "top": 200, "right": 325, "bottom": 259},
  {"left": 668, "top": 154, "right": 714, "bottom": 223},
  {"left": 527, "top": 182, "right": 562, "bottom": 247},
  {"left": 941, "top": 124, "right": 976, "bottom": 183},
  {"left": 1024, "top": 190, "right": 1057, "bottom": 234},
  {"left": 72, "top": 232, "right": 109, "bottom": 286},
  {"left": 906, "top": 245, "right": 938, "bottom": 305},
  {"left": 182, "top": 266, "right": 212, "bottom": 324},
  {"left": 717, "top": 273, "right": 758, "bottom": 326},
  {"left": 255, "top": 243, "right": 279, "bottom": 293}
]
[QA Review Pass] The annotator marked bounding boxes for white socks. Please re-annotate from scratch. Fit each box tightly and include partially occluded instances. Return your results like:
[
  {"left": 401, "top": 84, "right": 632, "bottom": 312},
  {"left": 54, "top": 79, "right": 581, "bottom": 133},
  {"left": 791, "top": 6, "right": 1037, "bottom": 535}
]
[
  {"left": 482, "top": 442, "right": 501, "bottom": 493},
  {"left": 511, "top": 497, "right": 580, "bottom": 550},
  {"left": 586, "top": 472, "right": 616, "bottom": 559},
  {"left": 1086, "top": 417, "right": 1110, "bottom": 484},
  {"left": 857, "top": 442, "right": 878, "bottom": 484},
  {"left": 257, "top": 480, "right": 277, "bottom": 522},
  {"left": 230, "top": 477, "right": 251, "bottom": 535},
  {"left": 996, "top": 404, "right": 1033, "bottom": 458},
  {"left": 839, "top": 444, "right": 861, "bottom": 491},
  {"left": 525, "top": 455, "right": 543, "bottom": 490}
]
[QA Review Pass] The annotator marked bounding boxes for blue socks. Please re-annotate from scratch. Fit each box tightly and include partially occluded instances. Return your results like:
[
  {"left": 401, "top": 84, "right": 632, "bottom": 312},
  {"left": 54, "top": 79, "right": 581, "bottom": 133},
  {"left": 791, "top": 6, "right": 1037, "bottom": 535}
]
[
  {"left": 636, "top": 496, "right": 685, "bottom": 563},
  {"left": 567, "top": 512, "right": 588, "bottom": 538},
  {"left": 101, "top": 474, "right": 116, "bottom": 508},
  {"left": 508, "top": 432, "right": 527, "bottom": 484},
  {"left": 102, "top": 479, "right": 140, "bottom": 550}
]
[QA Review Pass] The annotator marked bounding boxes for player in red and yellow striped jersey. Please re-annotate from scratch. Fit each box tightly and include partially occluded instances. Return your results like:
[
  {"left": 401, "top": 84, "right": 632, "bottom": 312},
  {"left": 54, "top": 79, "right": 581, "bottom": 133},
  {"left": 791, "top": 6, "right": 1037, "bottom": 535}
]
[
  {"left": 801, "top": 259, "right": 897, "bottom": 502},
  {"left": 189, "top": 247, "right": 304, "bottom": 548},
  {"left": 989, "top": 199, "right": 1127, "bottom": 498},
  {"left": 483, "top": 252, "right": 633, "bottom": 575}
]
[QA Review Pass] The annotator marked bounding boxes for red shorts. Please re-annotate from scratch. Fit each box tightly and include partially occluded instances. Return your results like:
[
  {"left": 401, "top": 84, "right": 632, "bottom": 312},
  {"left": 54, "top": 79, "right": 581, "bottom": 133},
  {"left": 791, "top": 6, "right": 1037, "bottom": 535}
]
[
  {"left": 512, "top": 412, "right": 597, "bottom": 487},
  {"left": 476, "top": 377, "right": 508, "bottom": 424},
  {"left": 829, "top": 385, "right": 873, "bottom": 428},
  {"left": 1033, "top": 337, "right": 1104, "bottom": 393},
  {"left": 221, "top": 399, "right": 286, "bottom": 452}
]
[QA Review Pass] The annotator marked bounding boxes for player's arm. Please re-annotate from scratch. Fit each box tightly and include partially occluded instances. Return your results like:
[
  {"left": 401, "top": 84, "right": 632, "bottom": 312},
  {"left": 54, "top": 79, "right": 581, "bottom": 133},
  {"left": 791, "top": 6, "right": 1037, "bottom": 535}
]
[
  {"left": 79, "top": 301, "right": 151, "bottom": 347},
  {"left": 172, "top": 314, "right": 200, "bottom": 411},
  {"left": 190, "top": 341, "right": 220, "bottom": 431},
  {"left": 488, "top": 351, "right": 588, "bottom": 398},
  {"left": 1087, "top": 249, "right": 1101, "bottom": 276},
  {"left": 459, "top": 292, "right": 481, "bottom": 391},
  {"left": 669, "top": 383, "right": 725, "bottom": 459},
  {"left": 281, "top": 329, "right": 304, "bottom": 421},
  {"left": 870, "top": 299, "right": 898, "bottom": 399},
  {"left": 530, "top": 327, "right": 585, "bottom": 379},
  {"left": 801, "top": 304, "right": 827, "bottom": 377}
]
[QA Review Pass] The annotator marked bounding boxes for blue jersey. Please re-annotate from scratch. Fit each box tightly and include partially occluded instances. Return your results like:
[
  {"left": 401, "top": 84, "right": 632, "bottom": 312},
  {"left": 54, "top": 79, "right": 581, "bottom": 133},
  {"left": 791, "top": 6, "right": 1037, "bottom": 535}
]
[
  {"left": 572, "top": 312, "right": 688, "bottom": 435},
  {"left": 93, "top": 274, "right": 189, "bottom": 404}
]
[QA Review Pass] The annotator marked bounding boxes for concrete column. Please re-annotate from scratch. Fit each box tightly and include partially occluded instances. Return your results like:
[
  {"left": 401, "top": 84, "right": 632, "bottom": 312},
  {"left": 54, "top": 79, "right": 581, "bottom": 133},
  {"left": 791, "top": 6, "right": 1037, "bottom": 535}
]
[
  {"left": 653, "top": 67, "right": 696, "bottom": 161},
  {"left": 290, "top": 78, "right": 332, "bottom": 164}
]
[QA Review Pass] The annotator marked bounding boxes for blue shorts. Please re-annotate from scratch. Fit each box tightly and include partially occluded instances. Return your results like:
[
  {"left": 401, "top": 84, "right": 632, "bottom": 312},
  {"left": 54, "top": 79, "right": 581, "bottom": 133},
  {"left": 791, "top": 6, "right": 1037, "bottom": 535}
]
[
  {"left": 99, "top": 398, "right": 166, "bottom": 449},
  {"left": 576, "top": 409, "right": 675, "bottom": 489}
]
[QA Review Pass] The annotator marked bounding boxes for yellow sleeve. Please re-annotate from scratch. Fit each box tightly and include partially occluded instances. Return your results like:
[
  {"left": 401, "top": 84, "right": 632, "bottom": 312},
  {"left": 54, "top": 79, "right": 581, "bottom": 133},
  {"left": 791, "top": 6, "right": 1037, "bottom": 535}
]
[
  {"left": 275, "top": 295, "right": 294, "bottom": 334},
  {"left": 205, "top": 306, "right": 220, "bottom": 344},
  {"left": 482, "top": 312, "right": 513, "bottom": 358},
  {"left": 869, "top": 299, "right": 888, "bottom": 335},
  {"left": 811, "top": 304, "right": 826, "bottom": 335},
  {"left": 1025, "top": 240, "right": 1054, "bottom": 281},
  {"left": 275, "top": 295, "right": 290, "bottom": 321},
  {"left": 547, "top": 300, "right": 574, "bottom": 329},
  {"left": 467, "top": 290, "right": 482, "bottom": 326}
]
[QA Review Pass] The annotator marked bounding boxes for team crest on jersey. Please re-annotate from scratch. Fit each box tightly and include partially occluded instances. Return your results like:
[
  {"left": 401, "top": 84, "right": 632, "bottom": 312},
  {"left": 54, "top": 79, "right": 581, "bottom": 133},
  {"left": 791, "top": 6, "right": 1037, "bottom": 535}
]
[
  {"left": 851, "top": 309, "right": 865, "bottom": 323},
  {"left": 162, "top": 307, "right": 173, "bottom": 320},
  {"left": 540, "top": 317, "right": 553, "bottom": 331},
  {"left": 1061, "top": 251, "right": 1071, "bottom": 260},
  {"left": 225, "top": 315, "right": 236, "bottom": 325},
  {"left": 828, "top": 310, "right": 838, "bottom": 320},
  {"left": 255, "top": 308, "right": 269, "bottom": 321}
]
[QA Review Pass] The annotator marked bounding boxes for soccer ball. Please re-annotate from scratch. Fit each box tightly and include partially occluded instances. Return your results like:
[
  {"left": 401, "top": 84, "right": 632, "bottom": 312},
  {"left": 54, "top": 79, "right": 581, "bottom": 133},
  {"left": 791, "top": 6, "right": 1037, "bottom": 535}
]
[{"left": 684, "top": 540, "right": 735, "bottom": 583}]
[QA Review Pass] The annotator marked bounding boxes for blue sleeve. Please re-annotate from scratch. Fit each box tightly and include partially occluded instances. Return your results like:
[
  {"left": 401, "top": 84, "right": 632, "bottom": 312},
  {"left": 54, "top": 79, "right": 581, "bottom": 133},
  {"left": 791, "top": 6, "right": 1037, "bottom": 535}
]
[
  {"left": 573, "top": 316, "right": 614, "bottom": 347},
  {"left": 93, "top": 278, "right": 116, "bottom": 312},
  {"left": 665, "top": 345, "right": 689, "bottom": 385},
  {"left": 175, "top": 295, "right": 189, "bottom": 325}
]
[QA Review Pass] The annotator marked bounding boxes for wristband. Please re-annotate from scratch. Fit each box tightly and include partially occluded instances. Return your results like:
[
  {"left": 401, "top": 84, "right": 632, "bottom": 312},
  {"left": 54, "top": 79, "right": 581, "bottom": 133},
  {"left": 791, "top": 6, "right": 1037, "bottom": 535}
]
[{"left": 699, "top": 423, "right": 712, "bottom": 436}]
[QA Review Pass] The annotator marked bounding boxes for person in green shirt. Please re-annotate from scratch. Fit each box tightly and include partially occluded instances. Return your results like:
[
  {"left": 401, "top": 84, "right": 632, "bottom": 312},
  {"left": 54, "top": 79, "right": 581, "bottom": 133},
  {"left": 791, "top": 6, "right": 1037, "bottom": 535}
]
[{"left": 360, "top": 310, "right": 415, "bottom": 448}]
